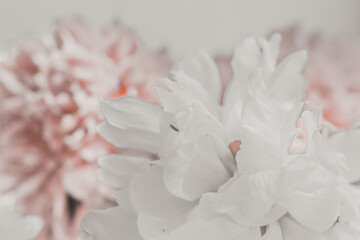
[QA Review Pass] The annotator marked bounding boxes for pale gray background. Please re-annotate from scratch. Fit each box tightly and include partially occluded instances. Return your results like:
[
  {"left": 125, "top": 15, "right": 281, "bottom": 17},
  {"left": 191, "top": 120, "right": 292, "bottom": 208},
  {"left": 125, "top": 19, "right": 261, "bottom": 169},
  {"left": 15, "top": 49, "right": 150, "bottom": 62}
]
[{"left": 0, "top": 0, "right": 359, "bottom": 59}]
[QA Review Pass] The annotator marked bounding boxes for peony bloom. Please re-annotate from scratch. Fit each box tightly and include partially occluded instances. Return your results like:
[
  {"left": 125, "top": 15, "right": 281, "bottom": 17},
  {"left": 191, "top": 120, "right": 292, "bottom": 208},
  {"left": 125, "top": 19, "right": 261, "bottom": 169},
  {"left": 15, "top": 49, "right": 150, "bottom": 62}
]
[
  {"left": 0, "top": 18, "right": 168, "bottom": 240},
  {"left": 280, "top": 26, "right": 360, "bottom": 129},
  {"left": 0, "top": 195, "right": 43, "bottom": 240},
  {"left": 82, "top": 34, "right": 360, "bottom": 239}
]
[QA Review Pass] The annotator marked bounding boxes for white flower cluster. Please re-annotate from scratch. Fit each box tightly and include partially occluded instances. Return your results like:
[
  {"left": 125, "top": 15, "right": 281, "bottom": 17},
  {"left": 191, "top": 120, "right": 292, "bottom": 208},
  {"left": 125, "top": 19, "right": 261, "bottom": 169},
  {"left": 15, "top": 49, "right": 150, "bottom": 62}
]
[{"left": 81, "top": 34, "right": 360, "bottom": 240}]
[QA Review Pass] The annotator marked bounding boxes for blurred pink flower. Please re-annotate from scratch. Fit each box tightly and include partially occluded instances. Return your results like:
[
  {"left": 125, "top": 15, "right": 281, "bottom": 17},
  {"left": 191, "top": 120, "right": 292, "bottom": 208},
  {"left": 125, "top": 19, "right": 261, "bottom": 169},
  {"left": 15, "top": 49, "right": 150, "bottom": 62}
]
[
  {"left": 280, "top": 26, "right": 360, "bottom": 129},
  {"left": 0, "top": 17, "right": 169, "bottom": 240}
]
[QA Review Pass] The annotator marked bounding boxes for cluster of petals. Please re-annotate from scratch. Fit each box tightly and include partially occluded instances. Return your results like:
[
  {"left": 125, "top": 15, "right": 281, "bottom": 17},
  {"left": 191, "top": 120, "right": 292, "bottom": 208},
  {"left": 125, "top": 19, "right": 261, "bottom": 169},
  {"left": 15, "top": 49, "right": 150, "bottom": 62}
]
[
  {"left": 280, "top": 26, "right": 360, "bottom": 129},
  {"left": 82, "top": 34, "right": 360, "bottom": 240},
  {"left": 0, "top": 18, "right": 168, "bottom": 239}
]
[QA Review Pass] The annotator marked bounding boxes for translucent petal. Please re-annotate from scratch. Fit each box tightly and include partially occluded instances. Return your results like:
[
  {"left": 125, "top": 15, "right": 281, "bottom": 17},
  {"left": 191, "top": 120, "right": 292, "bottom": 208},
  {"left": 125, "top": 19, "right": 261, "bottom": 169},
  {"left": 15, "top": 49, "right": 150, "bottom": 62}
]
[
  {"left": 97, "top": 121, "right": 160, "bottom": 153},
  {"left": 216, "top": 171, "right": 286, "bottom": 226},
  {"left": 81, "top": 207, "right": 142, "bottom": 240},
  {"left": 285, "top": 189, "right": 341, "bottom": 232},
  {"left": 322, "top": 125, "right": 360, "bottom": 182},
  {"left": 279, "top": 215, "right": 328, "bottom": 240},
  {"left": 266, "top": 50, "right": 307, "bottom": 109},
  {"left": 100, "top": 97, "right": 162, "bottom": 133},
  {"left": 175, "top": 50, "right": 221, "bottom": 103},
  {"left": 129, "top": 164, "right": 195, "bottom": 218}
]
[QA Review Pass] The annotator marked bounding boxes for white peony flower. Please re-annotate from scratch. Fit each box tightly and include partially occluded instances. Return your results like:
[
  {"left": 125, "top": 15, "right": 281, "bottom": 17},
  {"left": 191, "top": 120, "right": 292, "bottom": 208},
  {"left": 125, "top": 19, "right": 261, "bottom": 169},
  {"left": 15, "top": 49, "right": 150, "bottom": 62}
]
[
  {"left": 81, "top": 34, "right": 360, "bottom": 239},
  {"left": 0, "top": 195, "right": 43, "bottom": 240}
]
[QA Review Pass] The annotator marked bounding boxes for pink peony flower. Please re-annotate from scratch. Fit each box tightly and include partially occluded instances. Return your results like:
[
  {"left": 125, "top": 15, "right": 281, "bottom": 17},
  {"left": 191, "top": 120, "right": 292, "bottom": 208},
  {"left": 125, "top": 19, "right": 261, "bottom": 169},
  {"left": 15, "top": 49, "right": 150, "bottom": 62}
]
[
  {"left": 0, "top": 17, "right": 169, "bottom": 240},
  {"left": 280, "top": 26, "right": 360, "bottom": 129}
]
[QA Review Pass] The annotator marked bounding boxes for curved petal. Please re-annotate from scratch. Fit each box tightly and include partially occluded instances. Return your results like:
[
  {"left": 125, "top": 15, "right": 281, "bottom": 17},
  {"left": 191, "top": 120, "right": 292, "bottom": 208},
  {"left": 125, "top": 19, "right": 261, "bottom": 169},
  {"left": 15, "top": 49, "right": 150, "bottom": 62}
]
[
  {"left": 284, "top": 189, "right": 341, "bottom": 232},
  {"left": 97, "top": 154, "right": 150, "bottom": 188},
  {"left": 222, "top": 37, "right": 261, "bottom": 130},
  {"left": 160, "top": 102, "right": 234, "bottom": 201},
  {"left": 99, "top": 154, "right": 150, "bottom": 176},
  {"left": 266, "top": 50, "right": 307, "bottom": 109},
  {"left": 223, "top": 34, "right": 281, "bottom": 115},
  {"left": 171, "top": 71, "right": 219, "bottom": 117},
  {"left": 97, "top": 121, "right": 160, "bottom": 153},
  {"left": 156, "top": 76, "right": 219, "bottom": 118},
  {"left": 100, "top": 97, "right": 162, "bottom": 133},
  {"left": 162, "top": 134, "right": 233, "bottom": 201},
  {"left": 81, "top": 206, "right": 142, "bottom": 240},
  {"left": 137, "top": 211, "right": 187, "bottom": 239},
  {"left": 215, "top": 170, "right": 286, "bottom": 227},
  {"left": 236, "top": 90, "right": 302, "bottom": 174},
  {"left": 154, "top": 217, "right": 258, "bottom": 240},
  {"left": 129, "top": 164, "right": 195, "bottom": 218},
  {"left": 279, "top": 215, "right": 328, "bottom": 240},
  {"left": 328, "top": 222, "right": 360, "bottom": 239},
  {"left": 322, "top": 125, "right": 360, "bottom": 182},
  {"left": 175, "top": 50, "right": 221, "bottom": 104},
  {"left": 261, "top": 222, "right": 282, "bottom": 240}
]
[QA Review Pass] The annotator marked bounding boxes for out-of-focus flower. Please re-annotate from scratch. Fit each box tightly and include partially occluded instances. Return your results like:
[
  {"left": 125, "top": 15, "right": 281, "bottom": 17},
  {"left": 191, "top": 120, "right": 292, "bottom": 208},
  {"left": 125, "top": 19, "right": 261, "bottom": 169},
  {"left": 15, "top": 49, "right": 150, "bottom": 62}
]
[
  {"left": 280, "top": 26, "right": 360, "bottom": 129},
  {"left": 82, "top": 34, "right": 360, "bottom": 239},
  {"left": 0, "top": 17, "right": 169, "bottom": 240},
  {"left": 0, "top": 195, "right": 43, "bottom": 240}
]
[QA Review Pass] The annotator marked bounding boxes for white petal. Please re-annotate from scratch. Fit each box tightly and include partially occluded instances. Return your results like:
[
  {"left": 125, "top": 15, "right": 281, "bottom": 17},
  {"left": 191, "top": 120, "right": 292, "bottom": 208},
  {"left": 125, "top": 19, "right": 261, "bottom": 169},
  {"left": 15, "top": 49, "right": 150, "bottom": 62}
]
[
  {"left": 266, "top": 50, "right": 307, "bottom": 108},
  {"left": 171, "top": 71, "right": 219, "bottom": 117},
  {"left": 156, "top": 77, "right": 219, "bottom": 118},
  {"left": 162, "top": 133, "right": 232, "bottom": 201},
  {"left": 322, "top": 125, "right": 360, "bottom": 182},
  {"left": 160, "top": 102, "right": 233, "bottom": 201},
  {"left": 175, "top": 49, "right": 221, "bottom": 103},
  {"left": 100, "top": 97, "right": 162, "bottom": 133},
  {"left": 236, "top": 89, "right": 289, "bottom": 173},
  {"left": 261, "top": 222, "right": 282, "bottom": 240},
  {"left": 81, "top": 207, "right": 142, "bottom": 240},
  {"left": 224, "top": 34, "right": 281, "bottom": 110},
  {"left": 231, "top": 36, "right": 261, "bottom": 83},
  {"left": 137, "top": 211, "right": 187, "bottom": 239},
  {"left": 279, "top": 215, "right": 328, "bottom": 240},
  {"left": 97, "top": 121, "right": 160, "bottom": 153},
  {"left": 97, "top": 154, "right": 150, "bottom": 188},
  {"left": 216, "top": 171, "right": 286, "bottom": 226},
  {"left": 155, "top": 217, "right": 258, "bottom": 240},
  {"left": 222, "top": 37, "right": 261, "bottom": 124},
  {"left": 155, "top": 84, "right": 187, "bottom": 113},
  {"left": 267, "top": 33, "right": 282, "bottom": 68},
  {"left": 77, "top": 232, "right": 95, "bottom": 240},
  {"left": 129, "top": 164, "right": 195, "bottom": 218},
  {"left": 97, "top": 169, "right": 127, "bottom": 188},
  {"left": 112, "top": 188, "right": 131, "bottom": 208},
  {"left": 284, "top": 189, "right": 341, "bottom": 232},
  {"left": 328, "top": 222, "right": 360, "bottom": 239},
  {"left": 99, "top": 154, "right": 150, "bottom": 177}
]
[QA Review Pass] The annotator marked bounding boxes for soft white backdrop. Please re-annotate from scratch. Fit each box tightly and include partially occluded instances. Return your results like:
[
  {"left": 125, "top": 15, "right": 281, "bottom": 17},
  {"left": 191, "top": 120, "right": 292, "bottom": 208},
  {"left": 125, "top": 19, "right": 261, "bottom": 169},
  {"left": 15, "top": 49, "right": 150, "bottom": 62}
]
[{"left": 0, "top": 0, "right": 359, "bottom": 59}]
